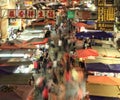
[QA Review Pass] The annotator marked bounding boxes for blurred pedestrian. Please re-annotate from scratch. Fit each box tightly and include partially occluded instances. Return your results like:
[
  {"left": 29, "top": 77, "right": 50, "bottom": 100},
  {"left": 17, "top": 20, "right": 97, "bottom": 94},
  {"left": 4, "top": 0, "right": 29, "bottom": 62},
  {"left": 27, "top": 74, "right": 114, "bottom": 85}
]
[
  {"left": 54, "top": 51, "right": 58, "bottom": 60},
  {"left": 65, "top": 70, "right": 71, "bottom": 83},
  {"left": 58, "top": 38, "right": 62, "bottom": 51},
  {"left": 33, "top": 60, "right": 39, "bottom": 74},
  {"left": 52, "top": 70, "right": 58, "bottom": 85},
  {"left": 42, "top": 58, "right": 47, "bottom": 74},
  {"left": 44, "top": 43, "right": 49, "bottom": 51},
  {"left": 42, "top": 86, "right": 49, "bottom": 100},
  {"left": 53, "top": 58, "right": 57, "bottom": 71},
  {"left": 59, "top": 66, "right": 64, "bottom": 83},
  {"left": 29, "top": 75, "right": 35, "bottom": 85}
]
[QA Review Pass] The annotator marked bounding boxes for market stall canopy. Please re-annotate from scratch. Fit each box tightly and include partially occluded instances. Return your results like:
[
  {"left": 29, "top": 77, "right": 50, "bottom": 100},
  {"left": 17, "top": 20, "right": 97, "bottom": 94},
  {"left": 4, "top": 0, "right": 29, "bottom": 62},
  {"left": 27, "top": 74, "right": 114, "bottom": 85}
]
[
  {"left": 86, "top": 63, "right": 120, "bottom": 73},
  {"left": 86, "top": 62, "right": 110, "bottom": 72},
  {"left": 76, "top": 48, "right": 99, "bottom": 59},
  {"left": 73, "top": 22, "right": 87, "bottom": 27},
  {"left": 32, "top": 38, "right": 48, "bottom": 45},
  {"left": 0, "top": 66, "right": 18, "bottom": 74},
  {"left": 87, "top": 76, "right": 120, "bottom": 85},
  {"left": 90, "top": 96, "right": 120, "bottom": 100},
  {"left": 92, "top": 46, "right": 120, "bottom": 58},
  {"left": 86, "top": 57, "right": 120, "bottom": 64},
  {"left": 86, "top": 57, "right": 120, "bottom": 73},
  {"left": 75, "top": 31, "right": 113, "bottom": 39}
]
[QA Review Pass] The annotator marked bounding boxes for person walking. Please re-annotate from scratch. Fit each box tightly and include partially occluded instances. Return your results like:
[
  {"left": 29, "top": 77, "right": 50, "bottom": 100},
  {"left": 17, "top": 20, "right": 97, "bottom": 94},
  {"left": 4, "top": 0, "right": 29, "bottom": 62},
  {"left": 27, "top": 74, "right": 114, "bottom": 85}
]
[
  {"left": 52, "top": 58, "right": 58, "bottom": 72},
  {"left": 42, "top": 86, "right": 49, "bottom": 100},
  {"left": 42, "top": 58, "right": 48, "bottom": 74},
  {"left": 52, "top": 70, "right": 58, "bottom": 85},
  {"left": 33, "top": 60, "right": 39, "bottom": 74},
  {"left": 58, "top": 38, "right": 62, "bottom": 51}
]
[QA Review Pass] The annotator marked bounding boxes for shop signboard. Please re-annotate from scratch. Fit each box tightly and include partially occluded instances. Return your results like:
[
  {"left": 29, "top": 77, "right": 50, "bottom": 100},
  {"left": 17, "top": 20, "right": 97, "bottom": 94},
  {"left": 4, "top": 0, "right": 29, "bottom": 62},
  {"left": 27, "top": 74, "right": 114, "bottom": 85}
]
[
  {"left": 98, "top": 0, "right": 115, "bottom": 6},
  {"left": 46, "top": 10, "right": 55, "bottom": 19},
  {"left": 75, "top": 10, "right": 97, "bottom": 20},
  {"left": 98, "top": 7, "right": 115, "bottom": 21},
  {"left": 7, "top": 9, "right": 55, "bottom": 19},
  {"left": 67, "top": 10, "right": 75, "bottom": 19},
  {"left": 17, "top": 10, "right": 26, "bottom": 19},
  {"left": 8, "top": 9, "right": 16, "bottom": 18},
  {"left": 82, "top": 11, "right": 91, "bottom": 20},
  {"left": 36, "top": 10, "right": 45, "bottom": 19},
  {"left": 26, "top": 10, "right": 36, "bottom": 19},
  {"left": 97, "top": 22, "right": 114, "bottom": 31}
]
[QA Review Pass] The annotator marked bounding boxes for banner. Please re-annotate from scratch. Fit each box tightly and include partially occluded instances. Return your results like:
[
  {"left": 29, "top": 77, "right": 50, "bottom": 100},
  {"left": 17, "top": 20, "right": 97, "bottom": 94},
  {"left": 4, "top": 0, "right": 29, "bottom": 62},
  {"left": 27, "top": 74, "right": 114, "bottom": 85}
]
[{"left": 7, "top": 9, "right": 55, "bottom": 19}]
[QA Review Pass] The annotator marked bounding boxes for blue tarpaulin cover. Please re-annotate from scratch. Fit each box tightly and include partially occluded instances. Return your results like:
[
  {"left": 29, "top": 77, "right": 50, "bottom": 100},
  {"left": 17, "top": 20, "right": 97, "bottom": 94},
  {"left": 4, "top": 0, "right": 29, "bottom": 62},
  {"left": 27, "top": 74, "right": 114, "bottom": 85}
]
[
  {"left": 90, "top": 95, "right": 120, "bottom": 100},
  {"left": 86, "top": 63, "right": 120, "bottom": 73},
  {"left": 76, "top": 31, "right": 113, "bottom": 39},
  {"left": 0, "top": 66, "right": 17, "bottom": 74}
]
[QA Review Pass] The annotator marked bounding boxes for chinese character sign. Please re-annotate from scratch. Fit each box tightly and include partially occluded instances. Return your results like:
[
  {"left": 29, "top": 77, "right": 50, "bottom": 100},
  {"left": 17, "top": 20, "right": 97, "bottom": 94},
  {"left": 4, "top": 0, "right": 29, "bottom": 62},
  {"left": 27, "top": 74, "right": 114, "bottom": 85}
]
[
  {"left": 17, "top": 10, "right": 26, "bottom": 18},
  {"left": 8, "top": 10, "right": 16, "bottom": 18},
  {"left": 26, "top": 10, "right": 36, "bottom": 19},
  {"left": 7, "top": 9, "right": 56, "bottom": 19},
  {"left": 37, "top": 10, "right": 45, "bottom": 19},
  {"left": 46, "top": 10, "right": 55, "bottom": 19}
]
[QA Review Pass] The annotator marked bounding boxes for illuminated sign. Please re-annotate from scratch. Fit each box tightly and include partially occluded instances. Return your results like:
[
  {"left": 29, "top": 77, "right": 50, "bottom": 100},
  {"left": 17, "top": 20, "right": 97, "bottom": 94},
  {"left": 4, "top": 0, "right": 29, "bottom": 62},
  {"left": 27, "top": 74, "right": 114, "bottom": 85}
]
[
  {"left": 98, "top": 0, "right": 105, "bottom": 6},
  {"left": 106, "top": 0, "right": 114, "bottom": 4},
  {"left": 98, "top": 7, "right": 115, "bottom": 21},
  {"left": 97, "top": 0, "right": 115, "bottom": 31},
  {"left": 97, "top": 22, "right": 114, "bottom": 31}
]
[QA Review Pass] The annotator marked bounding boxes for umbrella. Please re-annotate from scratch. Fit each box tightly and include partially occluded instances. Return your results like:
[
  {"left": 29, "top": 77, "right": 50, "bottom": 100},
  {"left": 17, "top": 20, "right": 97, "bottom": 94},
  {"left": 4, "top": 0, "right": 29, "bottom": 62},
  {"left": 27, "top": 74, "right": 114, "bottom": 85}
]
[
  {"left": 87, "top": 76, "right": 120, "bottom": 86},
  {"left": 76, "top": 48, "right": 99, "bottom": 59}
]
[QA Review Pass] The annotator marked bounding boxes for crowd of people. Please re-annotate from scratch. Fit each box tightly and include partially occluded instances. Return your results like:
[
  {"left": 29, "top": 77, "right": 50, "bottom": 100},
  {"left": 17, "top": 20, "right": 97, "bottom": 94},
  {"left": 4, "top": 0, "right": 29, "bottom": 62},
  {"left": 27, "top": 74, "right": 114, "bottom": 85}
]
[{"left": 26, "top": 16, "right": 91, "bottom": 100}]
